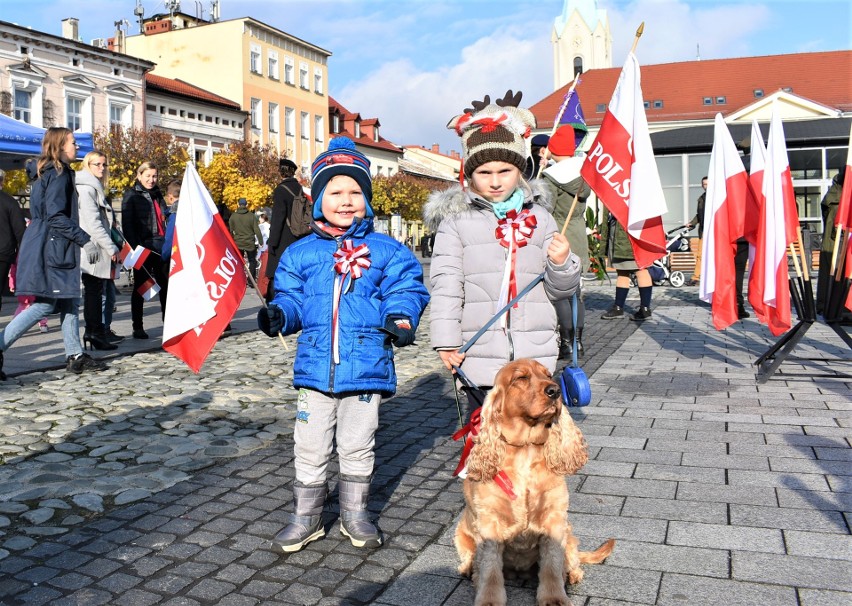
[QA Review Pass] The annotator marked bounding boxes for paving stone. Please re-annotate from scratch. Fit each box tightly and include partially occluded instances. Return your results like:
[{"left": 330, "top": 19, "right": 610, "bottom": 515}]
[
  {"left": 730, "top": 504, "right": 848, "bottom": 533},
  {"left": 622, "top": 496, "right": 727, "bottom": 524},
  {"left": 732, "top": 551, "right": 852, "bottom": 591},
  {"left": 658, "top": 572, "right": 798, "bottom": 605},
  {"left": 798, "top": 588, "right": 852, "bottom": 606},
  {"left": 580, "top": 476, "right": 677, "bottom": 500},
  {"left": 603, "top": 540, "right": 729, "bottom": 577},
  {"left": 667, "top": 521, "right": 785, "bottom": 553}
]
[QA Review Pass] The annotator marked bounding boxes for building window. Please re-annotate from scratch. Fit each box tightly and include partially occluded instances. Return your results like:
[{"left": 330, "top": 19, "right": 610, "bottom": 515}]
[
  {"left": 250, "top": 44, "right": 261, "bottom": 74},
  {"left": 109, "top": 103, "right": 125, "bottom": 127},
  {"left": 573, "top": 56, "right": 583, "bottom": 77},
  {"left": 782, "top": 86, "right": 792, "bottom": 93},
  {"left": 188, "top": 112, "right": 195, "bottom": 119},
  {"left": 643, "top": 101, "right": 650, "bottom": 109},
  {"left": 374, "top": 126, "right": 379, "bottom": 142},
  {"left": 113, "top": 67, "right": 122, "bottom": 77},
  {"left": 268, "top": 51, "right": 279, "bottom": 80},
  {"left": 285, "top": 107, "right": 295, "bottom": 135},
  {"left": 284, "top": 57, "right": 294, "bottom": 85},
  {"left": 754, "top": 89, "right": 764, "bottom": 98},
  {"left": 715, "top": 96, "right": 726, "bottom": 105},
  {"left": 72, "top": 58, "right": 80, "bottom": 67},
  {"left": 194, "top": 148, "right": 206, "bottom": 166},
  {"left": 653, "top": 100, "right": 663, "bottom": 109},
  {"left": 332, "top": 114, "right": 340, "bottom": 134},
  {"left": 314, "top": 115, "right": 324, "bottom": 142},
  {"left": 314, "top": 67, "right": 323, "bottom": 94},
  {"left": 354, "top": 121, "right": 360, "bottom": 138},
  {"left": 703, "top": 97, "right": 713, "bottom": 105},
  {"left": 146, "top": 103, "right": 156, "bottom": 111},
  {"left": 14, "top": 89, "right": 32, "bottom": 123},
  {"left": 269, "top": 102, "right": 279, "bottom": 133},
  {"left": 300, "top": 112, "right": 309, "bottom": 139},
  {"left": 299, "top": 62, "right": 309, "bottom": 89},
  {"left": 250, "top": 98, "right": 260, "bottom": 129},
  {"left": 66, "top": 97, "right": 83, "bottom": 131},
  {"left": 595, "top": 103, "right": 606, "bottom": 113}
]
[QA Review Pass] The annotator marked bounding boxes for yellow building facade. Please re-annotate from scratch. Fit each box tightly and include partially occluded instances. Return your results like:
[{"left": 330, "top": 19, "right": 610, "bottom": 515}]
[{"left": 125, "top": 17, "right": 331, "bottom": 172}]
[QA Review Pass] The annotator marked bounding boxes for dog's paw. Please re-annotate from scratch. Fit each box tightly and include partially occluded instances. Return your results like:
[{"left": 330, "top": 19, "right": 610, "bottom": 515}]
[{"left": 567, "top": 567, "right": 584, "bottom": 585}]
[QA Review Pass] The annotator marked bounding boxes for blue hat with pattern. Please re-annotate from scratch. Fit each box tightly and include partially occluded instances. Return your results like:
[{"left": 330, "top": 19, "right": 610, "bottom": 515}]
[{"left": 310, "top": 137, "right": 373, "bottom": 219}]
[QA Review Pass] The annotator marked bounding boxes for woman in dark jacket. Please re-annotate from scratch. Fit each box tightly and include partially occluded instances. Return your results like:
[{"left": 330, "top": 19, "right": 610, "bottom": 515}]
[
  {"left": 121, "top": 161, "right": 169, "bottom": 339},
  {"left": 0, "top": 127, "right": 107, "bottom": 379}
]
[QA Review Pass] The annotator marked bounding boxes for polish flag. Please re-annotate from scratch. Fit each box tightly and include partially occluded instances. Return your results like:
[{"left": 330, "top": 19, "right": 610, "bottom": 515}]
[
  {"left": 137, "top": 277, "right": 160, "bottom": 301},
  {"left": 836, "top": 123, "right": 852, "bottom": 230},
  {"left": 700, "top": 114, "right": 751, "bottom": 330},
  {"left": 117, "top": 241, "right": 132, "bottom": 265},
  {"left": 122, "top": 244, "right": 150, "bottom": 270},
  {"left": 580, "top": 52, "right": 667, "bottom": 268},
  {"left": 748, "top": 106, "right": 800, "bottom": 336},
  {"left": 162, "top": 162, "right": 247, "bottom": 372}
]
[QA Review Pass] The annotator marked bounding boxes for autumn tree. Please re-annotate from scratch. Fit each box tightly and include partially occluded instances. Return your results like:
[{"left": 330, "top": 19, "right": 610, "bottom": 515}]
[
  {"left": 371, "top": 173, "right": 438, "bottom": 222},
  {"left": 198, "top": 140, "right": 281, "bottom": 211},
  {"left": 93, "top": 127, "right": 187, "bottom": 199},
  {"left": 1, "top": 168, "right": 29, "bottom": 197}
]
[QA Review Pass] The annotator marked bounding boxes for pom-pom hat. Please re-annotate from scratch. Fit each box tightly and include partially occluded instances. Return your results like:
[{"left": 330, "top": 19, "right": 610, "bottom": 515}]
[
  {"left": 311, "top": 137, "right": 374, "bottom": 219},
  {"left": 547, "top": 125, "right": 576, "bottom": 157},
  {"left": 448, "top": 89, "right": 537, "bottom": 178}
]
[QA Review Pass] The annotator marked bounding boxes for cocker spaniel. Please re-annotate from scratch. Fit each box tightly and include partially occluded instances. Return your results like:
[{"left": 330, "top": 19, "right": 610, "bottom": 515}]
[{"left": 455, "top": 359, "right": 615, "bottom": 606}]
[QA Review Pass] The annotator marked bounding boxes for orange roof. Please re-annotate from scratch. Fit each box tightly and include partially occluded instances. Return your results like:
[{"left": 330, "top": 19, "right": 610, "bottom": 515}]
[
  {"left": 328, "top": 96, "right": 402, "bottom": 154},
  {"left": 530, "top": 50, "right": 852, "bottom": 129},
  {"left": 145, "top": 73, "right": 243, "bottom": 111}
]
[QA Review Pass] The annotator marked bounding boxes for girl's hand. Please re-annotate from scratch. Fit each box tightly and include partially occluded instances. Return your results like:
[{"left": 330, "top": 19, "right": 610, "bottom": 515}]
[
  {"left": 547, "top": 232, "right": 571, "bottom": 265},
  {"left": 438, "top": 349, "right": 465, "bottom": 371}
]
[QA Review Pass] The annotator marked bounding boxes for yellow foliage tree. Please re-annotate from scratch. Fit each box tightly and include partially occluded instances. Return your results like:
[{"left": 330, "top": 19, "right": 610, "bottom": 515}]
[
  {"left": 198, "top": 140, "right": 281, "bottom": 210},
  {"left": 0, "top": 169, "right": 30, "bottom": 196},
  {"left": 371, "top": 173, "right": 435, "bottom": 221}
]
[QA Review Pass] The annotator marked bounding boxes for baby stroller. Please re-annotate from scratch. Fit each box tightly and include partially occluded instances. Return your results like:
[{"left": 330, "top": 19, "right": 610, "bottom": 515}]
[{"left": 631, "top": 225, "right": 691, "bottom": 287}]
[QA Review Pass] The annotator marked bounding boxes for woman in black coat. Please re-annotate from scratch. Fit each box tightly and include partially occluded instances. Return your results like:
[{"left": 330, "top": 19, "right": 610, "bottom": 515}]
[{"left": 0, "top": 127, "right": 107, "bottom": 379}]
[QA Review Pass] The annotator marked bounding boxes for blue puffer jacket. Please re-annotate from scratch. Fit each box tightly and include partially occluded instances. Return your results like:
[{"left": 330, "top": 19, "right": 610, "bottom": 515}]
[
  {"left": 271, "top": 218, "right": 429, "bottom": 396},
  {"left": 15, "top": 163, "right": 90, "bottom": 299}
]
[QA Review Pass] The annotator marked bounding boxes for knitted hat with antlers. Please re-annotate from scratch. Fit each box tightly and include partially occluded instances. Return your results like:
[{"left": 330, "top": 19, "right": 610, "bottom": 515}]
[{"left": 448, "top": 89, "right": 537, "bottom": 178}]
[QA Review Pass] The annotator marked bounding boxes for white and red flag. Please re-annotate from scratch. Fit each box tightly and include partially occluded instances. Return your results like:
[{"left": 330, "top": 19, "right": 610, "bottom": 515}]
[
  {"left": 137, "top": 277, "right": 160, "bottom": 301},
  {"left": 700, "top": 114, "right": 752, "bottom": 330},
  {"left": 122, "top": 244, "right": 150, "bottom": 270},
  {"left": 836, "top": 123, "right": 852, "bottom": 231},
  {"left": 748, "top": 106, "right": 800, "bottom": 336},
  {"left": 581, "top": 52, "right": 667, "bottom": 268},
  {"left": 162, "top": 162, "right": 247, "bottom": 372}
]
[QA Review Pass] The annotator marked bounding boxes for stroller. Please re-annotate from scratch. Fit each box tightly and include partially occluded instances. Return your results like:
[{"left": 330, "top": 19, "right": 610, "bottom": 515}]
[{"left": 631, "top": 225, "right": 691, "bottom": 287}]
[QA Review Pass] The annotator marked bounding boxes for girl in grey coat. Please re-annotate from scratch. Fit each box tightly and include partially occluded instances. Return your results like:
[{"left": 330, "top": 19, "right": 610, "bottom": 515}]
[
  {"left": 424, "top": 92, "right": 581, "bottom": 405},
  {"left": 77, "top": 151, "right": 120, "bottom": 350}
]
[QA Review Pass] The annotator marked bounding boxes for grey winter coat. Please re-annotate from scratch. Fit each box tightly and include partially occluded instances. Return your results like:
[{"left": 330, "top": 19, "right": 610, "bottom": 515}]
[
  {"left": 423, "top": 180, "right": 581, "bottom": 387},
  {"left": 77, "top": 169, "right": 119, "bottom": 279},
  {"left": 15, "top": 163, "right": 90, "bottom": 299}
]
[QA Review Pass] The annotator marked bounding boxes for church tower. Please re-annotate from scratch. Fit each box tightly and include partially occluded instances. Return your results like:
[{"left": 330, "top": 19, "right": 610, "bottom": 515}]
[{"left": 552, "top": 0, "right": 613, "bottom": 90}]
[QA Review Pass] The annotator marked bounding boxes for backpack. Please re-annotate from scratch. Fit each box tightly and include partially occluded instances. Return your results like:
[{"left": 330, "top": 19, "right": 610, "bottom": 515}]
[{"left": 282, "top": 183, "right": 313, "bottom": 238}]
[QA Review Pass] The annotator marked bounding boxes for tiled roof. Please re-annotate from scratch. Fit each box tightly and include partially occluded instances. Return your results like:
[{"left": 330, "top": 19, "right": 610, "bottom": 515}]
[
  {"left": 530, "top": 50, "right": 852, "bottom": 129},
  {"left": 145, "top": 73, "right": 243, "bottom": 111},
  {"left": 328, "top": 96, "right": 402, "bottom": 154}
]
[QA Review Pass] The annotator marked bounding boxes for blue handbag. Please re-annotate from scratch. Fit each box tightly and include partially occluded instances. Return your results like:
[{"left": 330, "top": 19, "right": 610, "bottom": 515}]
[{"left": 559, "top": 292, "right": 591, "bottom": 407}]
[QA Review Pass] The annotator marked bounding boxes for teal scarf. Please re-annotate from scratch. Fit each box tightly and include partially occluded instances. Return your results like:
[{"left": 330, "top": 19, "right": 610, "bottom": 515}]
[{"left": 491, "top": 188, "right": 524, "bottom": 219}]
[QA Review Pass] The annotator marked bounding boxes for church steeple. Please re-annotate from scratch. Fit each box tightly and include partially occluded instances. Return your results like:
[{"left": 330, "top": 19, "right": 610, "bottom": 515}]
[{"left": 552, "top": 0, "right": 612, "bottom": 90}]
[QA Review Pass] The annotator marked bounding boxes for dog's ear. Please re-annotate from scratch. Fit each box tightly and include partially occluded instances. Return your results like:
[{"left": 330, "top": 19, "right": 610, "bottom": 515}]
[
  {"left": 544, "top": 407, "right": 588, "bottom": 475},
  {"left": 467, "top": 385, "right": 506, "bottom": 481}
]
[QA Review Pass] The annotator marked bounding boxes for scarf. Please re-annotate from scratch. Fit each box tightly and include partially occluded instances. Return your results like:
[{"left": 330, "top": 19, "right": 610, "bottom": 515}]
[{"left": 491, "top": 188, "right": 524, "bottom": 219}]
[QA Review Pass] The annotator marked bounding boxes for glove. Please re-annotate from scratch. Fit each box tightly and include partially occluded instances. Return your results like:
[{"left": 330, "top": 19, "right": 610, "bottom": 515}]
[
  {"left": 83, "top": 240, "right": 100, "bottom": 265},
  {"left": 257, "top": 304, "right": 284, "bottom": 337},
  {"left": 381, "top": 315, "right": 415, "bottom": 347}
]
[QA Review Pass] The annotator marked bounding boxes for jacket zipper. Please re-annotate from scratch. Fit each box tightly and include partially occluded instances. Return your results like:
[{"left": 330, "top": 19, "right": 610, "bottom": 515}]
[{"left": 327, "top": 237, "right": 343, "bottom": 392}]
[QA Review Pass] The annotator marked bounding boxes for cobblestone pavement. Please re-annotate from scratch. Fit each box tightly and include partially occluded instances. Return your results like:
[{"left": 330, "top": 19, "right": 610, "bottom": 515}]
[{"left": 0, "top": 268, "right": 849, "bottom": 605}]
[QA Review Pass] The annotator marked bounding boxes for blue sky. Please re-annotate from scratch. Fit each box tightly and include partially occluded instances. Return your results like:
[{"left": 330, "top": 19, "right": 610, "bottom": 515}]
[{"left": 3, "top": 0, "right": 850, "bottom": 151}]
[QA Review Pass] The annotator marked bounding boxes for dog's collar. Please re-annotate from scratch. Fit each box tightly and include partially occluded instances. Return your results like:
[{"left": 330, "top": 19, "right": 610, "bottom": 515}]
[{"left": 499, "top": 432, "right": 548, "bottom": 447}]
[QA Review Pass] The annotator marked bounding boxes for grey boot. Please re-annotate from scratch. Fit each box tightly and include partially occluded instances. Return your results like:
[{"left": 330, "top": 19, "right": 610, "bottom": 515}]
[
  {"left": 272, "top": 482, "right": 327, "bottom": 553},
  {"left": 338, "top": 475, "right": 382, "bottom": 548}
]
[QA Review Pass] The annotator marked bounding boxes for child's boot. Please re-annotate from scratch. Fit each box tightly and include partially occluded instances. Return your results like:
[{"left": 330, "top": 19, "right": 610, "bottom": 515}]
[
  {"left": 272, "top": 482, "right": 327, "bottom": 553},
  {"left": 338, "top": 475, "right": 382, "bottom": 548}
]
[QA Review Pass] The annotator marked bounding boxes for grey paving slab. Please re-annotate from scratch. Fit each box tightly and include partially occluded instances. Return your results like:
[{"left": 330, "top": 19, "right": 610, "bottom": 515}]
[
  {"left": 667, "top": 521, "right": 786, "bottom": 553},
  {"left": 731, "top": 551, "right": 852, "bottom": 591},
  {"left": 657, "top": 573, "right": 799, "bottom": 606}
]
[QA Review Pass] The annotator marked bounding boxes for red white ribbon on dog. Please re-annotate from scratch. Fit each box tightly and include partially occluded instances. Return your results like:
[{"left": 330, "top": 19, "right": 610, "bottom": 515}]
[
  {"left": 452, "top": 406, "right": 517, "bottom": 500},
  {"left": 331, "top": 240, "right": 371, "bottom": 364},
  {"left": 495, "top": 209, "right": 537, "bottom": 322}
]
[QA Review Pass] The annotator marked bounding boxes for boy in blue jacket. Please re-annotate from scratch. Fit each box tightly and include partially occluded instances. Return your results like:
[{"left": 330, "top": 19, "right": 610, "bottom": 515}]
[{"left": 258, "top": 137, "right": 429, "bottom": 552}]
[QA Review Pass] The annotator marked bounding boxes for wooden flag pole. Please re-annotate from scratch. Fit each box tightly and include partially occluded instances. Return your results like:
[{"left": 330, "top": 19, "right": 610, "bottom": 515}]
[
  {"left": 796, "top": 228, "right": 811, "bottom": 282},
  {"left": 241, "top": 253, "right": 289, "bottom": 351},
  {"left": 560, "top": 192, "right": 581, "bottom": 236},
  {"left": 630, "top": 22, "right": 646, "bottom": 55},
  {"left": 789, "top": 243, "right": 803, "bottom": 280},
  {"left": 829, "top": 225, "right": 845, "bottom": 278}
]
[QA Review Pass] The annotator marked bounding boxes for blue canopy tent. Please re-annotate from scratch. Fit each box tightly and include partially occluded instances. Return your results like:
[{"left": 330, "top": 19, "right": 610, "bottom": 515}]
[{"left": 0, "top": 113, "right": 94, "bottom": 171}]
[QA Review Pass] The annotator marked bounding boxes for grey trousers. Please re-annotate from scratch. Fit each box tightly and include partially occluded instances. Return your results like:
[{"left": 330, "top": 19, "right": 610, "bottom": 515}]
[{"left": 294, "top": 388, "right": 381, "bottom": 485}]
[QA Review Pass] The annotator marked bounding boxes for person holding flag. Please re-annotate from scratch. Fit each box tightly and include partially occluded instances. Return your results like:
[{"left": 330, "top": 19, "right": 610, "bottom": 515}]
[
  {"left": 121, "top": 161, "right": 169, "bottom": 340},
  {"left": 581, "top": 43, "right": 667, "bottom": 321},
  {"left": 257, "top": 137, "right": 429, "bottom": 553}
]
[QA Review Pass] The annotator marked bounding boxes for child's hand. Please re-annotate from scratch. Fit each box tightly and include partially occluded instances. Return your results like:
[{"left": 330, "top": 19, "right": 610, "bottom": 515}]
[
  {"left": 438, "top": 349, "right": 465, "bottom": 371},
  {"left": 547, "top": 232, "right": 571, "bottom": 265},
  {"left": 258, "top": 304, "right": 284, "bottom": 336},
  {"left": 381, "top": 315, "right": 415, "bottom": 347}
]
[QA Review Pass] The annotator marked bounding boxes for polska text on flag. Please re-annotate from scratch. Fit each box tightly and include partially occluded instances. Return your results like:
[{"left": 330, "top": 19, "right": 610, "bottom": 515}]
[
  {"left": 700, "top": 114, "right": 752, "bottom": 330},
  {"left": 748, "top": 105, "right": 799, "bottom": 336},
  {"left": 580, "top": 52, "right": 667, "bottom": 268},
  {"left": 162, "top": 162, "right": 247, "bottom": 372}
]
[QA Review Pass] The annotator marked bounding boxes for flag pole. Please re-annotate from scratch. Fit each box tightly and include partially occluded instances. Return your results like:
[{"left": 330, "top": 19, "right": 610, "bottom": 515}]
[
  {"left": 560, "top": 192, "right": 581, "bottom": 236},
  {"left": 536, "top": 78, "right": 582, "bottom": 179},
  {"left": 240, "top": 253, "right": 289, "bottom": 351},
  {"left": 630, "top": 22, "right": 646, "bottom": 55}
]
